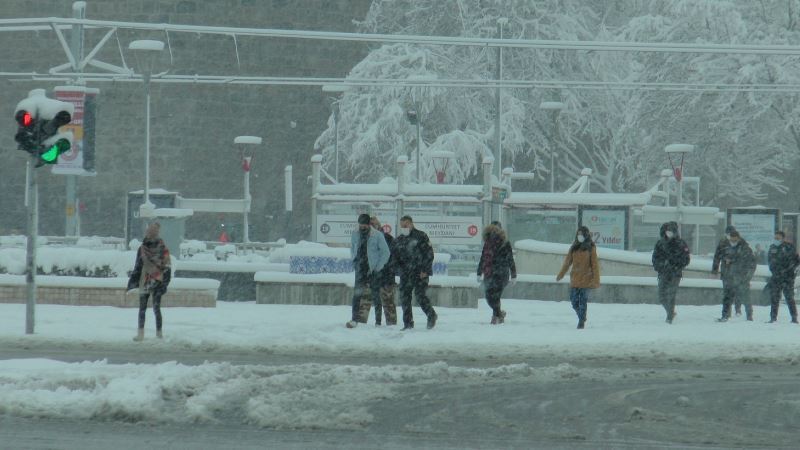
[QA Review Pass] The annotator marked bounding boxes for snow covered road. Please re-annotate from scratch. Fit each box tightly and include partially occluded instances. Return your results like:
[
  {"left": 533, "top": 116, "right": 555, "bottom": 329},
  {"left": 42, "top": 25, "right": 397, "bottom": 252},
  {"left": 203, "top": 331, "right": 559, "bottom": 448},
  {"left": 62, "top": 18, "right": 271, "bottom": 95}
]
[{"left": 1, "top": 300, "right": 799, "bottom": 448}]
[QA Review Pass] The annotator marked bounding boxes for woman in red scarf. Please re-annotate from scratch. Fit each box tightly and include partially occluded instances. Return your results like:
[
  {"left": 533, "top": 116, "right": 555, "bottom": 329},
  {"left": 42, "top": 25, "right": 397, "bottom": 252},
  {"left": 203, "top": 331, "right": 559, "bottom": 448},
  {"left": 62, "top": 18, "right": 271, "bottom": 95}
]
[
  {"left": 127, "top": 222, "right": 172, "bottom": 341},
  {"left": 477, "top": 222, "right": 517, "bottom": 324}
]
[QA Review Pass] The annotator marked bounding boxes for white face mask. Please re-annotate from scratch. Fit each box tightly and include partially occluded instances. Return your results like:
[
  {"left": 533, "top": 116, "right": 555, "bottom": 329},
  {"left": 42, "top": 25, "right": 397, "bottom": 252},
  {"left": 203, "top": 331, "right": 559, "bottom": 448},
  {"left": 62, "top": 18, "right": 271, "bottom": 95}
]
[
  {"left": 665, "top": 231, "right": 674, "bottom": 239},
  {"left": 577, "top": 235, "right": 585, "bottom": 243},
  {"left": 399, "top": 227, "right": 411, "bottom": 236},
  {"left": 729, "top": 239, "right": 738, "bottom": 246}
]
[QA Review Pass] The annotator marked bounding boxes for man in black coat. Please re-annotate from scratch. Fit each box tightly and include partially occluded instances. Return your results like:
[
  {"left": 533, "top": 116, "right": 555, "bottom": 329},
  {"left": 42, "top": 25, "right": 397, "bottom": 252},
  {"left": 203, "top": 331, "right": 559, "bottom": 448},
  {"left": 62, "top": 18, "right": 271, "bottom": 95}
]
[
  {"left": 394, "top": 215, "right": 437, "bottom": 330},
  {"left": 712, "top": 225, "right": 741, "bottom": 315},
  {"left": 651, "top": 221, "right": 690, "bottom": 324},
  {"left": 718, "top": 230, "right": 757, "bottom": 321},
  {"left": 767, "top": 230, "right": 799, "bottom": 323}
]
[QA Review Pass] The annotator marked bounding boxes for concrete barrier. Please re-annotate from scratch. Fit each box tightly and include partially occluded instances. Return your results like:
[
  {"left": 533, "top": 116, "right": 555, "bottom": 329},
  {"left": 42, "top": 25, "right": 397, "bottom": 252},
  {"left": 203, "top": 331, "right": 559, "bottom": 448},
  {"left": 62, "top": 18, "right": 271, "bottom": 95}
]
[
  {"left": 504, "top": 274, "right": 769, "bottom": 306},
  {"left": 0, "top": 275, "right": 218, "bottom": 307},
  {"left": 255, "top": 272, "right": 479, "bottom": 308}
]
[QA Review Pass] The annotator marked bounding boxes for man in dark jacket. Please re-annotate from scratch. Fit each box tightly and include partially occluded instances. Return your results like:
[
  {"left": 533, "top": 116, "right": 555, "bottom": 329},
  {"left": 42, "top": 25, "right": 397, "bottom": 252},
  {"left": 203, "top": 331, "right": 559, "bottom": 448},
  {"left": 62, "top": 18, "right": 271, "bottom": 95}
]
[
  {"left": 712, "top": 225, "right": 741, "bottom": 315},
  {"left": 651, "top": 221, "right": 690, "bottom": 324},
  {"left": 394, "top": 215, "right": 437, "bottom": 330},
  {"left": 767, "top": 230, "right": 799, "bottom": 323},
  {"left": 717, "top": 230, "right": 757, "bottom": 322}
]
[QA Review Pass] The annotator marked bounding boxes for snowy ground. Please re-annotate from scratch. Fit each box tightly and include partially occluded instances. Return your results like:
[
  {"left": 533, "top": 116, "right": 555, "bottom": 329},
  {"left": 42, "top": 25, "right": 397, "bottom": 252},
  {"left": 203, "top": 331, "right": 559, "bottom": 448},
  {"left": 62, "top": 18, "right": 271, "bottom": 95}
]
[{"left": 1, "top": 299, "right": 799, "bottom": 449}]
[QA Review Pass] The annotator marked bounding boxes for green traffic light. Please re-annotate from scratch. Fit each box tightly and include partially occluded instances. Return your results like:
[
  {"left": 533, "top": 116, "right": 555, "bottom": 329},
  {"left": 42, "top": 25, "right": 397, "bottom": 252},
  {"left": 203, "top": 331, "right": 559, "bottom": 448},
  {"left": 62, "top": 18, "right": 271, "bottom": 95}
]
[{"left": 40, "top": 138, "right": 71, "bottom": 164}]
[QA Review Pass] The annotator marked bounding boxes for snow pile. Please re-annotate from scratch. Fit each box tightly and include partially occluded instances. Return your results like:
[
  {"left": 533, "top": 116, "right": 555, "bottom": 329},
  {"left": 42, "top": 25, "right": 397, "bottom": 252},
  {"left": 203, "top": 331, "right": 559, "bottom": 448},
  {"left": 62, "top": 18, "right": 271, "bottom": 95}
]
[
  {"left": 0, "top": 358, "right": 609, "bottom": 429},
  {"left": 0, "top": 247, "right": 135, "bottom": 276}
]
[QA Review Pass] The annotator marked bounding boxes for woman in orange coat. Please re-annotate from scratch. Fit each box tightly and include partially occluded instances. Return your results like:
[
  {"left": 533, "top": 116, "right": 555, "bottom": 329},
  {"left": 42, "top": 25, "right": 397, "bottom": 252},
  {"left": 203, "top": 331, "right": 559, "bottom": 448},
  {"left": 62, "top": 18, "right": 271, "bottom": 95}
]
[{"left": 556, "top": 226, "right": 600, "bottom": 329}]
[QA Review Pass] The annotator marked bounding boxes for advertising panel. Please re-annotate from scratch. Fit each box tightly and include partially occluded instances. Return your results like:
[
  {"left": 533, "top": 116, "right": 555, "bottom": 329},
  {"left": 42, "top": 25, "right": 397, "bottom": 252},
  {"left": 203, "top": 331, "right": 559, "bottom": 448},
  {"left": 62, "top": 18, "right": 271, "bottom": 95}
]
[{"left": 578, "top": 206, "right": 630, "bottom": 250}]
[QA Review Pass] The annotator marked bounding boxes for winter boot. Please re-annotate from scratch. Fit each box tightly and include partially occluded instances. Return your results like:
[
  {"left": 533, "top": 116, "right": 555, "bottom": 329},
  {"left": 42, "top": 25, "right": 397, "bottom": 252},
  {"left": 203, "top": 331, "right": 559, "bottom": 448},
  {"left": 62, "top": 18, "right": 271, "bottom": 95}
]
[
  {"left": 490, "top": 315, "right": 499, "bottom": 325},
  {"left": 577, "top": 320, "right": 585, "bottom": 329},
  {"left": 133, "top": 328, "right": 144, "bottom": 342},
  {"left": 402, "top": 321, "right": 414, "bottom": 330},
  {"left": 426, "top": 312, "right": 438, "bottom": 330},
  {"left": 345, "top": 320, "right": 358, "bottom": 328},
  {"left": 498, "top": 310, "right": 506, "bottom": 324},
  {"left": 156, "top": 329, "right": 163, "bottom": 339},
  {"left": 374, "top": 304, "right": 382, "bottom": 326}
]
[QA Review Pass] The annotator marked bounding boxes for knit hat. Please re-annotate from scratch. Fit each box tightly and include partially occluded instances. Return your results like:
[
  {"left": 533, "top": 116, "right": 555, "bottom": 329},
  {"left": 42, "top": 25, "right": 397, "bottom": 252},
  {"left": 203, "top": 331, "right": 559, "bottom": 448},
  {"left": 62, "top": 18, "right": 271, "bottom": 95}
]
[
  {"left": 724, "top": 225, "right": 736, "bottom": 234},
  {"left": 357, "top": 213, "right": 371, "bottom": 225}
]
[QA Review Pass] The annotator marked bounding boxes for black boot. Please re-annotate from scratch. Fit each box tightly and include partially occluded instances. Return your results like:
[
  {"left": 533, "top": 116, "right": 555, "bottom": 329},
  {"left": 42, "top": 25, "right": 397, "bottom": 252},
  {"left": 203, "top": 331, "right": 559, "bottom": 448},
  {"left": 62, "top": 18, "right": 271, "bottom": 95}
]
[
  {"left": 374, "top": 304, "right": 382, "bottom": 326},
  {"left": 426, "top": 312, "right": 438, "bottom": 329}
]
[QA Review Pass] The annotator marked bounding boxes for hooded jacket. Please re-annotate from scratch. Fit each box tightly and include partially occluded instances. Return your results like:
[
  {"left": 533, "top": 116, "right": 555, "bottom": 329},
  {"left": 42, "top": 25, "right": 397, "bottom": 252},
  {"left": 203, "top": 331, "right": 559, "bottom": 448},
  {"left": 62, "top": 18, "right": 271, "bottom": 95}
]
[
  {"left": 477, "top": 224, "right": 517, "bottom": 282},
  {"left": 557, "top": 229, "right": 600, "bottom": 289},
  {"left": 651, "top": 221, "right": 691, "bottom": 278}
]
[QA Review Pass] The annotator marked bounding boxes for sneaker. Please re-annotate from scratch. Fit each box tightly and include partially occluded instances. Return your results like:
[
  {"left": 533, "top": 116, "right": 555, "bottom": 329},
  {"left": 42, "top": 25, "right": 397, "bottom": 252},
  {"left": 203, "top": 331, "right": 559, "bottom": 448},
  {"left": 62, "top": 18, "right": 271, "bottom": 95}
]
[
  {"left": 490, "top": 315, "right": 499, "bottom": 325},
  {"left": 716, "top": 317, "right": 728, "bottom": 323},
  {"left": 427, "top": 313, "right": 438, "bottom": 330},
  {"left": 498, "top": 310, "right": 507, "bottom": 324},
  {"left": 767, "top": 319, "right": 777, "bottom": 324},
  {"left": 345, "top": 320, "right": 358, "bottom": 328}
]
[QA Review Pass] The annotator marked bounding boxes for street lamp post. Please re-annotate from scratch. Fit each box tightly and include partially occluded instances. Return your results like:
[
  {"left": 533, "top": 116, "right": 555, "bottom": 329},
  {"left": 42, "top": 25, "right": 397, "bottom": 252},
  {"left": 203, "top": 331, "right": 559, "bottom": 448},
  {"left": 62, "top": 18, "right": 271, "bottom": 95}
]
[
  {"left": 539, "top": 101, "right": 565, "bottom": 192},
  {"left": 321, "top": 84, "right": 350, "bottom": 183},
  {"left": 235, "top": 136, "right": 262, "bottom": 243},
  {"left": 494, "top": 17, "right": 508, "bottom": 180},
  {"left": 665, "top": 143, "right": 694, "bottom": 237},
  {"left": 128, "top": 39, "right": 165, "bottom": 218}
]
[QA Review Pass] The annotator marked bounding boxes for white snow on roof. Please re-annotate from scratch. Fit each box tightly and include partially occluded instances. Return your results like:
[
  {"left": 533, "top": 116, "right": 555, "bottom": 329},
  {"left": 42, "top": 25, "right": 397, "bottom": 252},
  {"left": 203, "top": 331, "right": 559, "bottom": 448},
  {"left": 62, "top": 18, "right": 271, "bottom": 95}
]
[
  {"left": 507, "top": 192, "right": 651, "bottom": 206},
  {"left": 233, "top": 136, "right": 262, "bottom": 145}
]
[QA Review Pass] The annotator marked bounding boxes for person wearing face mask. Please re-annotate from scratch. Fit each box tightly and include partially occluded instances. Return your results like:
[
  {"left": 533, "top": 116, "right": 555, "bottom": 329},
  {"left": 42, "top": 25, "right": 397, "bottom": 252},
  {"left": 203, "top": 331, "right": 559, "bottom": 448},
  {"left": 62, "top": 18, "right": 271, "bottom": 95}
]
[
  {"left": 712, "top": 225, "right": 741, "bottom": 315},
  {"left": 127, "top": 222, "right": 172, "bottom": 341},
  {"left": 717, "top": 230, "right": 757, "bottom": 322},
  {"left": 346, "top": 213, "right": 390, "bottom": 328},
  {"left": 766, "top": 230, "right": 799, "bottom": 324},
  {"left": 394, "top": 215, "right": 438, "bottom": 330},
  {"left": 651, "top": 221, "right": 691, "bottom": 324},
  {"left": 556, "top": 226, "right": 600, "bottom": 329}
]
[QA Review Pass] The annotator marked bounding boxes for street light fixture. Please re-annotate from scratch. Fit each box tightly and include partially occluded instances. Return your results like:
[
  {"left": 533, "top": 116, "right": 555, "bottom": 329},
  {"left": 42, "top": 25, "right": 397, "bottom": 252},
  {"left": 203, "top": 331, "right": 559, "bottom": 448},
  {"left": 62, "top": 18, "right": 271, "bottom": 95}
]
[
  {"left": 665, "top": 143, "right": 694, "bottom": 236},
  {"left": 321, "top": 84, "right": 350, "bottom": 183},
  {"left": 234, "top": 135, "right": 262, "bottom": 243},
  {"left": 128, "top": 39, "right": 165, "bottom": 218},
  {"left": 539, "top": 100, "right": 565, "bottom": 192}
]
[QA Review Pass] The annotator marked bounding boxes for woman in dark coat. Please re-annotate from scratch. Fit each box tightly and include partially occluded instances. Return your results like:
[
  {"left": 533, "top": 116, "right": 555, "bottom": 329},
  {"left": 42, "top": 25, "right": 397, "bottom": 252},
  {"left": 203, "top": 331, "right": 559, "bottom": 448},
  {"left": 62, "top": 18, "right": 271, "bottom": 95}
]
[
  {"left": 128, "top": 222, "right": 172, "bottom": 341},
  {"left": 556, "top": 226, "right": 600, "bottom": 329},
  {"left": 477, "top": 223, "right": 517, "bottom": 324}
]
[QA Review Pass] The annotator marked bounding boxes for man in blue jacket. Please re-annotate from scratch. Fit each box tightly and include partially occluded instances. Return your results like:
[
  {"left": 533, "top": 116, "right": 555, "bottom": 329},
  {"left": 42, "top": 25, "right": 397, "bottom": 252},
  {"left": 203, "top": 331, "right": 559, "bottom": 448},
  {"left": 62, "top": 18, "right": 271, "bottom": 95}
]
[{"left": 346, "top": 213, "right": 390, "bottom": 328}]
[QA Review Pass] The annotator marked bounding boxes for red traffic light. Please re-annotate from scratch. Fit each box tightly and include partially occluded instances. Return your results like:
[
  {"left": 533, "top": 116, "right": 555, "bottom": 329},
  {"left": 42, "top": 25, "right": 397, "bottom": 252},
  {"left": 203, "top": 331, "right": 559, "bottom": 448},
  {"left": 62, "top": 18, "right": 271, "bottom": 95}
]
[{"left": 15, "top": 110, "right": 34, "bottom": 127}]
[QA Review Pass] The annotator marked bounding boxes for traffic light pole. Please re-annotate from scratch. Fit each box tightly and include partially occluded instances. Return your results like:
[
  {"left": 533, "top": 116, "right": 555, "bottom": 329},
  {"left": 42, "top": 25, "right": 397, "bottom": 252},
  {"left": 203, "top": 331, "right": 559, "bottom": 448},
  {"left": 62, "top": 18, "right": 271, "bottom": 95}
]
[{"left": 25, "top": 154, "right": 38, "bottom": 334}]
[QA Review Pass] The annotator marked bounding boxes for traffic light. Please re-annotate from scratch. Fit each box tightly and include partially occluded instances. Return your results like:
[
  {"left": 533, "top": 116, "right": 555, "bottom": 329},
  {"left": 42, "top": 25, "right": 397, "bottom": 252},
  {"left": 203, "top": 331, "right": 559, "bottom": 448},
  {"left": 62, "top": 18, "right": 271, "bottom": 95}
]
[
  {"left": 13, "top": 89, "right": 74, "bottom": 168},
  {"left": 36, "top": 109, "right": 72, "bottom": 167},
  {"left": 14, "top": 109, "right": 38, "bottom": 154}
]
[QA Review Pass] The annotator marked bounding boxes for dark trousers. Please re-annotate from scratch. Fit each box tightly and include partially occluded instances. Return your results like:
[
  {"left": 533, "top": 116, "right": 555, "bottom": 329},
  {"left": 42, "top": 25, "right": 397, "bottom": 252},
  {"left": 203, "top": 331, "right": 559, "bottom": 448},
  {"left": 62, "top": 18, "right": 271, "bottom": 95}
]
[
  {"left": 722, "top": 281, "right": 752, "bottom": 319},
  {"left": 770, "top": 277, "right": 798, "bottom": 321},
  {"left": 570, "top": 288, "right": 589, "bottom": 323},
  {"left": 484, "top": 278, "right": 507, "bottom": 317},
  {"left": 658, "top": 274, "right": 681, "bottom": 320},
  {"left": 399, "top": 275, "right": 436, "bottom": 327},
  {"left": 138, "top": 292, "right": 163, "bottom": 330},
  {"left": 351, "top": 273, "right": 382, "bottom": 323}
]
